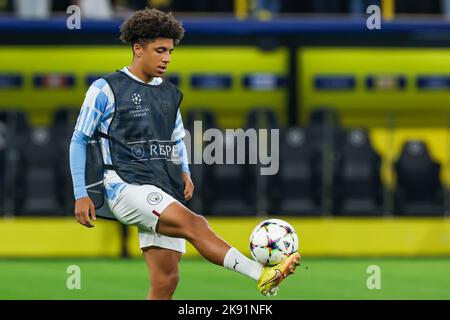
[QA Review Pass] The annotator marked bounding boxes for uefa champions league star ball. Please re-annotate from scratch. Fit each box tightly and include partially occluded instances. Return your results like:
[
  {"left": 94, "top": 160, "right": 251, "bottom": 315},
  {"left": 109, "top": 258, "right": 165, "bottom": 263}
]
[{"left": 249, "top": 219, "right": 299, "bottom": 266}]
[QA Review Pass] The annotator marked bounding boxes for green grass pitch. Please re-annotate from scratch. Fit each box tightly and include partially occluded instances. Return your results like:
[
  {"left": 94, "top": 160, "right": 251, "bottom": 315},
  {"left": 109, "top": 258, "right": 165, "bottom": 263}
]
[{"left": 0, "top": 258, "right": 450, "bottom": 300}]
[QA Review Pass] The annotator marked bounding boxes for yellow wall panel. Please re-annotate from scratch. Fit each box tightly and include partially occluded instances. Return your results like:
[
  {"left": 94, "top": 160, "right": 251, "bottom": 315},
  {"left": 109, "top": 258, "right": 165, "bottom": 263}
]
[
  {"left": 299, "top": 48, "right": 450, "bottom": 125},
  {"left": 1, "top": 217, "right": 449, "bottom": 258},
  {"left": 0, "top": 218, "right": 121, "bottom": 257},
  {"left": 0, "top": 46, "right": 288, "bottom": 128},
  {"left": 126, "top": 217, "right": 450, "bottom": 258}
]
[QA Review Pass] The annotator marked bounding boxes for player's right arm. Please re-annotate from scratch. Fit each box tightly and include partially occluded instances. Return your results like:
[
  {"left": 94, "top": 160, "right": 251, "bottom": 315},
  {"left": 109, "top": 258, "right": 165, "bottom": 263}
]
[
  {"left": 70, "top": 131, "right": 96, "bottom": 227},
  {"left": 69, "top": 79, "right": 111, "bottom": 228}
]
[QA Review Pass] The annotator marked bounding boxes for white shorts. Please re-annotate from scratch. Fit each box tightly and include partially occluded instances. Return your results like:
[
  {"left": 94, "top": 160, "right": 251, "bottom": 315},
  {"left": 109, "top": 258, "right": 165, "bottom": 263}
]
[{"left": 105, "top": 179, "right": 186, "bottom": 254}]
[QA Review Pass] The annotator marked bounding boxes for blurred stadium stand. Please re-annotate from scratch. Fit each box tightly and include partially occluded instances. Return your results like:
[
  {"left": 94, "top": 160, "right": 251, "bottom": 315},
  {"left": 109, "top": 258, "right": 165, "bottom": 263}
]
[
  {"left": 1, "top": 1, "right": 450, "bottom": 219},
  {"left": 1, "top": 0, "right": 448, "bottom": 16}
]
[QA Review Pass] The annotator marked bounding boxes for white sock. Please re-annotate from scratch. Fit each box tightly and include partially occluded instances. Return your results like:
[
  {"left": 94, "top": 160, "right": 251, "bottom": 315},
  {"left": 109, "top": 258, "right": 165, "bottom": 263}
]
[{"left": 223, "top": 247, "right": 263, "bottom": 281}]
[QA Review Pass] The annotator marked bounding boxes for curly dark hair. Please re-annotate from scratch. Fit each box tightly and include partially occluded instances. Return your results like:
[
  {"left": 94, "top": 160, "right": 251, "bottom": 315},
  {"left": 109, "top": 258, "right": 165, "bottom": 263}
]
[{"left": 119, "top": 8, "right": 185, "bottom": 46}]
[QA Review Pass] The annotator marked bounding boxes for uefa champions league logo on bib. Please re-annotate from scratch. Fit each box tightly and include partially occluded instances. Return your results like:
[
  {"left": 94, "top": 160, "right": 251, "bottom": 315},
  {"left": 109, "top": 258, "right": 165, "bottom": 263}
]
[
  {"left": 129, "top": 93, "right": 149, "bottom": 118},
  {"left": 132, "top": 93, "right": 142, "bottom": 105}
]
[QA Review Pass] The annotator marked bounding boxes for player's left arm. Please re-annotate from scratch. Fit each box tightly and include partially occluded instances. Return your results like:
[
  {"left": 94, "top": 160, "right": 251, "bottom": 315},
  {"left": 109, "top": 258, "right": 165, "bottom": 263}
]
[{"left": 173, "top": 109, "right": 194, "bottom": 201}]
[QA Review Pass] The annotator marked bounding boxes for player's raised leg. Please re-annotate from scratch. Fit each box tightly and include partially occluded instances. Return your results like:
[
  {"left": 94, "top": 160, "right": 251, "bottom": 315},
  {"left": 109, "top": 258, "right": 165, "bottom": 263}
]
[
  {"left": 142, "top": 246, "right": 181, "bottom": 300},
  {"left": 156, "top": 201, "right": 301, "bottom": 295}
]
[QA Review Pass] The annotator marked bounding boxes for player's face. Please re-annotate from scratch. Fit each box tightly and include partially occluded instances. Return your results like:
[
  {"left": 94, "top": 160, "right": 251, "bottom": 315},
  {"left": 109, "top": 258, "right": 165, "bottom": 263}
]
[{"left": 140, "top": 38, "right": 174, "bottom": 78}]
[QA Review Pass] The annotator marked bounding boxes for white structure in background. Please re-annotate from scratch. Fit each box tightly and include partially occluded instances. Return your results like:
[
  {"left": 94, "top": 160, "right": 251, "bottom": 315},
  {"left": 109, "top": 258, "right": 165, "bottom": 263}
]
[
  {"left": 79, "top": 0, "right": 113, "bottom": 20},
  {"left": 443, "top": 0, "right": 450, "bottom": 20},
  {"left": 13, "top": 0, "right": 52, "bottom": 18}
]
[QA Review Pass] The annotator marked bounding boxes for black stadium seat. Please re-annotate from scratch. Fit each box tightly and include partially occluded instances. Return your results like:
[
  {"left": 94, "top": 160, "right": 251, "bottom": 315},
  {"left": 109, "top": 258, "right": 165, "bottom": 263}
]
[
  {"left": 304, "top": 108, "right": 346, "bottom": 213},
  {"left": 183, "top": 109, "right": 217, "bottom": 214},
  {"left": 394, "top": 140, "right": 444, "bottom": 216},
  {"left": 246, "top": 108, "right": 278, "bottom": 130},
  {"left": 308, "top": 108, "right": 340, "bottom": 127},
  {"left": 245, "top": 108, "right": 279, "bottom": 215},
  {"left": 184, "top": 108, "right": 216, "bottom": 133},
  {"left": 335, "top": 128, "right": 383, "bottom": 216},
  {"left": 20, "top": 126, "right": 64, "bottom": 216},
  {"left": 0, "top": 110, "right": 29, "bottom": 215},
  {"left": 274, "top": 127, "right": 322, "bottom": 215},
  {"left": 49, "top": 107, "right": 80, "bottom": 214},
  {"left": 191, "top": 109, "right": 258, "bottom": 216},
  {"left": 207, "top": 158, "right": 255, "bottom": 216},
  {"left": 206, "top": 108, "right": 281, "bottom": 216},
  {"left": 205, "top": 130, "right": 256, "bottom": 216}
]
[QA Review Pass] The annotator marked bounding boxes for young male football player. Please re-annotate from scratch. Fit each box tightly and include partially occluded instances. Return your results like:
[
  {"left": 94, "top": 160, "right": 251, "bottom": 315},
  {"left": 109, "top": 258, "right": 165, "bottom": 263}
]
[{"left": 69, "top": 8, "right": 300, "bottom": 299}]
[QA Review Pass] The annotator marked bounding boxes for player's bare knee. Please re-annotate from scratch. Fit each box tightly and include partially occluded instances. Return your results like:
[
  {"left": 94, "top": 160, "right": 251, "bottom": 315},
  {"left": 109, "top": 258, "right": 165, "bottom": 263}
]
[
  {"left": 169, "top": 272, "right": 179, "bottom": 289},
  {"left": 185, "top": 214, "right": 209, "bottom": 241},
  {"left": 153, "top": 272, "right": 179, "bottom": 292}
]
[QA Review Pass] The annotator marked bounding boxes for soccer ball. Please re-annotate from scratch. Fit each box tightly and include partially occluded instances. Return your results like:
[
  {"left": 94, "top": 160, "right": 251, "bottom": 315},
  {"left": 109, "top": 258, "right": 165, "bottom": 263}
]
[{"left": 249, "top": 219, "right": 299, "bottom": 266}]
